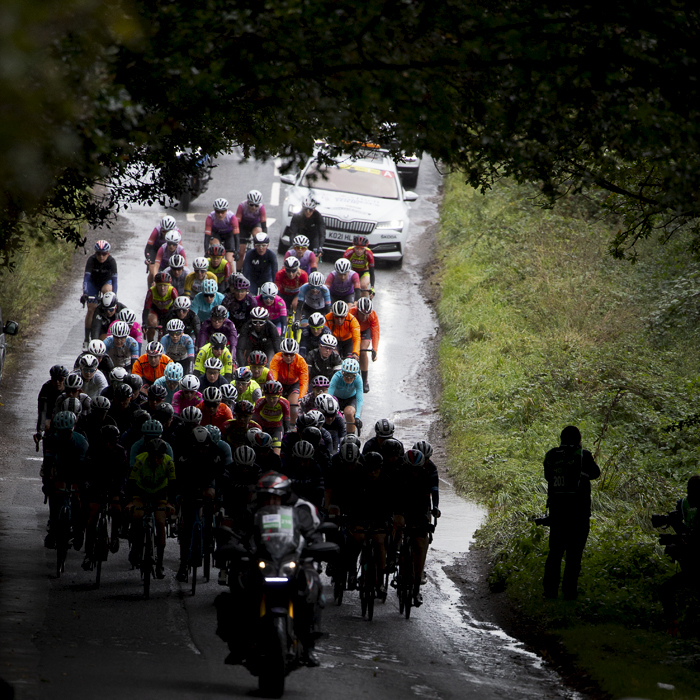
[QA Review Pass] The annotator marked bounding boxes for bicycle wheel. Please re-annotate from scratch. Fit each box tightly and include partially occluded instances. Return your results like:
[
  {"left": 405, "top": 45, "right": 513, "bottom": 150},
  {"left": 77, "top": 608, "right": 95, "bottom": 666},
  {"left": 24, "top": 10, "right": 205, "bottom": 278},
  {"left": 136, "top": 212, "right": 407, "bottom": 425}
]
[
  {"left": 142, "top": 524, "right": 154, "bottom": 600},
  {"left": 333, "top": 567, "right": 345, "bottom": 606},
  {"left": 191, "top": 521, "right": 202, "bottom": 596},
  {"left": 94, "top": 514, "right": 108, "bottom": 588},
  {"left": 203, "top": 521, "right": 212, "bottom": 583},
  {"left": 365, "top": 544, "right": 376, "bottom": 621},
  {"left": 56, "top": 505, "right": 71, "bottom": 578},
  {"left": 403, "top": 543, "right": 414, "bottom": 620}
]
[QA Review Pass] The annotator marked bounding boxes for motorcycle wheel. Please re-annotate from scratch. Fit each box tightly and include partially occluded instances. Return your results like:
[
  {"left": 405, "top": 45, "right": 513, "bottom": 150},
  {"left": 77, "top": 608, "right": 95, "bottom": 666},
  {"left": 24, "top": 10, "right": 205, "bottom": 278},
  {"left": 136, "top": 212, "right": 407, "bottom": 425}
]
[{"left": 258, "top": 617, "right": 286, "bottom": 698}]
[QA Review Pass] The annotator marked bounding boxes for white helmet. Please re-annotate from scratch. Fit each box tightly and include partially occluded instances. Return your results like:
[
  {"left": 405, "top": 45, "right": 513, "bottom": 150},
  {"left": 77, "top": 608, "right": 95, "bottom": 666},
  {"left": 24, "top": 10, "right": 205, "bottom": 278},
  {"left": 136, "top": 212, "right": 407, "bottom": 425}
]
[
  {"left": 169, "top": 254, "right": 186, "bottom": 269},
  {"left": 293, "top": 235, "right": 310, "bottom": 248},
  {"left": 180, "top": 374, "right": 200, "bottom": 391},
  {"left": 247, "top": 190, "right": 263, "bottom": 206},
  {"left": 193, "top": 257, "right": 209, "bottom": 271},
  {"left": 213, "top": 198, "right": 228, "bottom": 211},
  {"left": 88, "top": 339, "right": 106, "bottom": 357},
  {"left": 173, "top": 296, "right": 191, "bottom": 310},
  {"left": 302, "top": 195, "right": 317, "bottom": 210},
  {"left": 280, "top": 338, "right": 299, "bottom": 354},
  {"left": 250, "top": 306, "right": 269, "bottom": 321},
  {"left": 334, "top": 258, "right": 352, "bottom": 274},
  {"left": 319, "top": 334, "right": 338, "bottom": 349},
  {"left": 160, "top": 215, "right": 177, "bottom": 231},
  {"left": 308, "top": 271, "right": 325, "bottom": 287},
  {"left": 259, "top": 282, "right": 278, "bottom": 298},
  {"left": 332, "top": 300, "right": 349, "bottom": 317},
  {"left": 164, "top": 231, "right": 181, "bottom": 245},
  {"left": 166, "top": 318, "right": 185, "bottom": 333},
  {"left": 118, "top": 308, "right": 137, "bottom": 325}
]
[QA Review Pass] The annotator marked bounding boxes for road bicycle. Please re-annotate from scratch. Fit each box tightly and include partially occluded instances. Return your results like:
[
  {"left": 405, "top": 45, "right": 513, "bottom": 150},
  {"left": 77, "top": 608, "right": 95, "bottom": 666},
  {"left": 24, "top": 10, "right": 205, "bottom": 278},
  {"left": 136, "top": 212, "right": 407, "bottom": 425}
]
[
  {"left": 54, "top": 485, "right": 77, "bottom": 578},
  {"left": 85, "top": 501, "right": 111, "bottom": 588},
  {"left": 129, "top": 502, "right": 163, "bottom": 599},
  {"left": 356, "top": 522, "right": 387, "bottom": 621}
]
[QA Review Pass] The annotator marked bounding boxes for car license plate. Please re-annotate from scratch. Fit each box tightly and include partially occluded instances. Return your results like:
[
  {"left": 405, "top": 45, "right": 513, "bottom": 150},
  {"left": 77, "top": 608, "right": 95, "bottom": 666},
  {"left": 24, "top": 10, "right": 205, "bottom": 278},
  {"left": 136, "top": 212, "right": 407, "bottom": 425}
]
[{"left": 326, "top": 231, "right": 355, "bottom": 242}]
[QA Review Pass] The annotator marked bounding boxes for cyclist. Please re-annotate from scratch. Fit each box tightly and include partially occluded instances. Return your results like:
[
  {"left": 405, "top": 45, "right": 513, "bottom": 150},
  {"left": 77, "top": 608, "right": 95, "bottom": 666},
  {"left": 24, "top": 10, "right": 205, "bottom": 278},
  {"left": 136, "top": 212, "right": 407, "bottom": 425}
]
[
  {"left": 325, "top": 258, "right": 361, "bottom": 305},
  {"left": 299, "top": 377, "right": 330, "bottom": 415},
  {"left": 114, "top": 308, "right": 144, "bottom": 349},
  {"left": 74, "top": 338, "right": 114, "bottom": 377},
  {"left": 219, "top": 383, "right": 238, "bottom": 410},
  {"left": 306, "top": 333, "right": 343, "bottom": 384},
  {"left": 106, "top": 383, "right": 138, "bottom": 433},
  {"left": 288, "top": 196, "right": 325, "bottom": 256},
  {"left": 123, "top": 374, "right": 147, "bottom": 407},
  {"left": 162, "top": 296, "right": 201, "bottom": 345},
  {"left": 343, "top": 235, "right": 375, "bottom": 297},
  {"left": 101, "top": 366, "right": 128, "bottom": 399},
  {"left": 127, "top": 437, "right": 177, "bottom": 579},
  {"left": 104, "top": 321, "right": 140, "bottom": 371},
  {"left": 284, "top": 235, "right": 318, "bottom": 275},
  {"left": 269, "top": 338, "right": 309, "bottom": 424},
  {"left": 198, "top": 357, "right": 230, "bottom": 392},
  {"left": 145, "top": 215, "right": 179, "bottom": 287},
  {"left": 168, "top": 405, "right": 204, "bottom": 457},
  {"left": 280, "top": 440, "right": 324, "bottom": 508},
  {"left": 41, "top": 411, "right": 89, "bottom": 549},
  {"left": 242, "top": 232, "right": 278, "bottom": 295},
  {"left": 196, "top": 305, "right": 237, "bottom": 354},
  {"left": 128, "top": 418, "right": 173, "bottom": 469},
  {"left": 152, "top": 362, "right": 184, "bottom": 403},
  {"left": 236, "top": 307, "right": 281, "bottom": 367},
  {"left": 132, "top": 341, "right": 173, "bottom": 391},
  {"left": 35, "top": 365, "right": 70, "bottom": 444},
  {"left": 275, "top": 256, "right": 308, "bottom": 324},
  {"left": 146, "top": 383, "right": 168, "bottom": 413},
  {"left": 53, "top": 374, "right": 92, "bottom": 418},
  {"left": 184, "top": 257, "right": 218, "bottom": 298},
  {"left": 299, "top": 312, "right": 332, "bottom": 359},
  {"left": 235, "top": 366, "right": 262, "bottom": 404},
  {"left": 73, "top": 354, "right": 108, "bottom": 400},
  {"left": 154, "top": 230, "right": 187, "bottom": 275},
  {"left": 194, "top": 332, "right": 235, "bottom": 381},
  {"left": 223, "top": 400, "right": 261, "bottom": 451},
  {"left": 246, "top": 349, "right": 270, "bottom": 385},
  {"left": 296, "top": 271, "right": 331, "bottom": 319},
  {"left": 325, "top": 301, "right": 361, "bottom": 359},
  {"left": 252, "top": 380, "right": 291, "bottom": 455},
  {"left": 81, "top": 240, "right": 118, "bottom": 349},
  {"left": 172, "top": 375, "right": 203, "bottom": 415},
  {"left": 161, "top": 319, "right": 195, "bottom": 375},
  {"left": 205, "top": 198, "right": 240, "bottom": 270},
  {"left": 191, "top": 278, "right": 224, "bottom": 322},
  {"left": 248, "top": 431, "right": 281, "bottom": 472},
  {"left": 89, "top": 292, "right": 125, "bottom": 342},
  {"left": 221, "top": 274, "right": 258, "bottom": 332},
  {"left": 143, "top": 271, "right": 179, "bottom": 341},
  {"left": 163, "top": 254, "right": 190, "bottom": 296},
  {"left": 328, "top": 358, "right": 363, "bottom": 435},
  {"left": 206, "top": 424, "right": 233, "bottom": 468},
  {"left": 315, "top": 393, "right": 346, "bottom": 453},
  {"left": 198, "top": 386, "right": 234, "bottom": 430},
  {"left": 207, "top": 243, "right": 232, "bottom": 292},
  {"left": 348, "top": 297, "right": 380, "bottom": 393},
  {"left": 236, "top": 189, "right": 267, "bottom": 263},
  {"left": 255, "top": 282, "right": 287, "bottom": 335},
  {"left": 76, "top": 395, "right": 116, "bottom": 445},
  {"left": 412, "top": 440, "right": 441, "bottom": 576}
]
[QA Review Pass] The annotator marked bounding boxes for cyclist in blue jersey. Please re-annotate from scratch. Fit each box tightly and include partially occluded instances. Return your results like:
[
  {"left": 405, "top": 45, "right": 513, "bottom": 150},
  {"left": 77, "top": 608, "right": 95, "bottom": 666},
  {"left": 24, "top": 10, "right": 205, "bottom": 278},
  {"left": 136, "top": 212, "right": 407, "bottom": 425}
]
[
  {"left": 81, "top": 240, "right": 118, "bottom": 349},
  {"left": 328, "top": 358, "right": 363, "bottom": 435},
  {"left": 297, "top": 271, "right": 331, "bottom": 320}
]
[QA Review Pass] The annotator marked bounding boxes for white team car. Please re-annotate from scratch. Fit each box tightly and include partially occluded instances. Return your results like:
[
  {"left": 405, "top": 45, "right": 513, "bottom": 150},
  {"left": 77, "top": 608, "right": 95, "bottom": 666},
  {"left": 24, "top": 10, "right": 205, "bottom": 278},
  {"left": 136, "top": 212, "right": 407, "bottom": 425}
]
[{"left": 278, "top": 150, "right": 418, "bottom": 265}]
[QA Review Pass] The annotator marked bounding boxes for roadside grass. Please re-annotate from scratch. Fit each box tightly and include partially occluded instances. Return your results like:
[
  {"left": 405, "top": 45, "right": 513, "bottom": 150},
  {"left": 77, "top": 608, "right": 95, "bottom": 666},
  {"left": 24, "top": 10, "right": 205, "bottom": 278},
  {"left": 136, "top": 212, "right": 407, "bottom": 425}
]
[{"left": 436, "top": 176, "right": 700, "bottom": 696}]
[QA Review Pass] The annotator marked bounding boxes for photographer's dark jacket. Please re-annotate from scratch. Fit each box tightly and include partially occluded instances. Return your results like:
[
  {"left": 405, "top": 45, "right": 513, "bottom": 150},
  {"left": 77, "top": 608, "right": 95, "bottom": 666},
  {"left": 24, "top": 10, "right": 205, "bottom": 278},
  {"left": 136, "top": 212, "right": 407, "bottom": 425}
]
[{"left": 544, "top": 445, "right": 600, "bottom": 522}]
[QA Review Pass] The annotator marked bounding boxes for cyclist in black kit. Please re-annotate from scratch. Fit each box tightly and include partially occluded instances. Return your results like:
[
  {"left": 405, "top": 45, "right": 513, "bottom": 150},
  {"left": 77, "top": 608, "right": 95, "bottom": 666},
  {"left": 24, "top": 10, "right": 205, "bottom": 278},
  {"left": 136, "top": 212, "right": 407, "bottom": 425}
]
[{"left": 289, "top": 196, "right": 326, "bottom": 255}]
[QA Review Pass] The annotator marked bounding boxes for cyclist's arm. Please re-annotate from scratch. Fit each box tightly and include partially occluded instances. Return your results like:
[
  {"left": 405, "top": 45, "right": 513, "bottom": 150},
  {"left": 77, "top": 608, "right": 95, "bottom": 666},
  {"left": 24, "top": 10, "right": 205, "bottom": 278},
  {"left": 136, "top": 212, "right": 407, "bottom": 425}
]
[
  {"left": 154, "top": 246, "right": 165, "bottom": 271},
  {"left": 350, "top": 318, "right": 361, "bottom": 356},
  {"left": 193, "top": 347, "right": 208, "bottom": 375},
  {"left": 308, "top": 251, "right": 318, "bottom": 273},
  {"left": 297, "top": 356, "right": 309, "bottom": 398},
  {"left": 144, "top": 228, "right": 160, "bottom": 263},
  {"left": 353, "top": 375, "right": 363, "bottom": 419},
  {"left": 366, "top": 250, "right": 376, "bottom": 287},
  {"left": 370, "top": 311, "right": 380, "bottom": 352},
  {"left": 259, "top": 205, "right": 267, "bottom": 233},
  {"left": 268, "top": 251, "right": 278, "bottom": 280},
  {"left": 315, "top": 211, "right": 326, "bottom": 249},
  {"left": 223, "top": 350, "right": 234, "bottom": 380}
]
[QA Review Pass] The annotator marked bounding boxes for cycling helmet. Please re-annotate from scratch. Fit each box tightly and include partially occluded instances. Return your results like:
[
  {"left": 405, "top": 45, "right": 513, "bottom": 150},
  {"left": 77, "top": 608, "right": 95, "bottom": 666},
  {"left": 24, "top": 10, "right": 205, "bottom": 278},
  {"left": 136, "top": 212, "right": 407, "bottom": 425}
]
[
  {"left": 65, "top": 374, "right": 84, "bottom": 390},
  {"left": 100, "top": 424, "right": 121, "bottom": 441},
  {"left": 181, "top": 406, "right": 203, "bottom": 424},
  {"left": 193, "top": 257, "right": 209, "bottom": 271},
  {"left": 62, "top": 397, "right": 82, "bottom": 416},
  {"left": 332, "top": 300, "right": 349, "bottom": 317},
  {"left": 353, "top": 235, "right": 369, "bottom": 247},
  {"left": 213, "top": 198, "right": 228, "bottom": 211},
  {"left": 308, "top": 312, "right": 325, "bottom": 329},
  {"left": 253, "top": 232, "right": 270, "bottom": 246},
  {"left": 292, "top": 235, "right": 310, "bottom": 248},
  {"left": 202, "top": 386, "right": 222, "bottom": 404},
  {"left": 235, "top": 445, "right": 257, "bottom": 467},
  {"left": 141, "top": 419, "right": 164, "bottom": 437},
  {"left": 201, "top": 278, "right": 218, "bottom": 295},
  {"left": 381, "top": 438, "right": 405, "bottom": 459},
  {"left": 301, "top": 195, "right": 317, "bottom": 210},
  {"left": 235, "top": 400, "right": 255, "bottom": 415},
  {"left": 280, "top": 338, "right": 299, "bottom": 354},
  {"left": 292, "top": 440, "right": 315, "bottom": 460},
  {"left": 53, "top": 411, "right": 76, "bottom": 431},
  {"left": 205, "top": 424, "right": 222, "bottom": 443},
  {"left": 263, "top": 379, "right": 283, "bottom": 395},
  {"left": 111, "top": 321, "right": 130, "bottom": 338},
  {"left": 312, "top": 375, "right": 330, "bottom": 389},
  {"left": 341, "top": 433, "right": 362, "bottom": 448},
  {"left": 101, "top": 292, "right": 117, "bottom": 309},
  {"left": 412, "top": 440, "right": 434, "bottom": 460},
  {"left": 50, "top": 364, "right": 70, "bottom": 380},
  {"left": 154, "top": 271, "right": 171, "bottom": 284},
  {"left": 203, "top": 356, "right": 224, "bottom": 371},
  {"left": 296, "top": 414, "right": 316, "bottom": 431},
  {"left": 253, "top": 432, "right": 273, "bottom": 450},
  {"left": 153, "top": 402, "right": 174, "bottom": 420},
  {"left": 148, "top": 383, "right": 168, "bottom": 400},
  {"left": 229, "top": 273, "right": 250, "bottom": 290},
  {"left": 169, "top": 254, "right": 185, "bottom": 269},
  {"left": 236, "top": 367, "right": 253, "bottom": 382},
  {"left": 180, "top": 374, "right": 200, "bottom": 391},
  {"left": 118, "top": 308, "right": 137, "bottom": 325},
  {"left": 315, "top": 394, "right": 338, "bottom": 415},
  {"left": 302, "top": 426, "right": 322, "bottom": 448},
  {"left": 306, "top": 409, "right": 325, "bottom": 428},
  {"left": 220, "top": 383, "right": 238, "bottom": 402},
  {"left": 209, "top": 332, "right": 227, "bottom": 349},
  {"left": 124, "top": 374, "right": 143, "bottom": 393},
  {"left": 192, "top": 425, "right": 211, "bottom": 444},
  {"left": 94, "top": 239, "right": 111, "bottom": 252},
  {"left": 146, "top": 438, "right": 168, "bottom": 457},
  {"left": 319, "top": 334, "right": 338, "bottom": 349},
  {"left": 208, "top": 243, "right": 226, "bottom": 257},
  {"left": 363, "top": 451, "right": 384, "bottom": 471},
  {"left": 259, "top": 282, "right": 278, "bottom": 299},
  {"left": 250, "top": 306, "right": 269, "bottom": 321},
  {"left": 308, "top": 271, "right": 324, "bottom": 287},
  {"left": 164, "top": 230, "right": 181, "bottom": 245},
  {"left": 210, "top": 305, "right": 228, "bottom": 320},
  {"left": 375, "top": 418, "right": 395, "bottom": 438},
  {"left": 146, "top": 341, "right": 164, "bottom": 356},
  {"left": 173, "top": 296, "right": 191, "bottom": 310},
  {"left": 93, "top": 395, "right": 111, "bottom": 411},
  {"left": 247, "top": 190, "right": 263, "bottom": 206},
  {"left": 113, "top": 383, "right": 133, "bottom": 400},
  {"left": 248, "top": 350, "right": 268, "bottom": 366},
  {"left": 256, "top": 471, "right": 292, "bottom": 498},
  {"left": 339, "top": 442, "right": 360, "bottom": 463},
  {"left": 404, "top": 449, "right": 426, "bottom": 468},
  {"left": 88, "top": 339, "right": 107, "bottom": 357},
  {"left": 79, "top": 354, "right": 99, "bottom": 371},
  {"left": 283, "top": 256, "right": 300, "bottom": 272},
  {"left": 160, "top": 215, "right": 177, "bottom": 231},
  {"left": 246, "top": 427, "right": 262, "bottom": 444},
  {"left": 166, "top": 318, "right": 186, "bottom": 333},
  {"left": 341, "top": 358, "right": 360, "bottom": 374},
  {"left": 356, "top": 297, "right": 373, "bottom": 315},
  {"left": 334, "top": 258, "right": 352, "bottom": 275}
]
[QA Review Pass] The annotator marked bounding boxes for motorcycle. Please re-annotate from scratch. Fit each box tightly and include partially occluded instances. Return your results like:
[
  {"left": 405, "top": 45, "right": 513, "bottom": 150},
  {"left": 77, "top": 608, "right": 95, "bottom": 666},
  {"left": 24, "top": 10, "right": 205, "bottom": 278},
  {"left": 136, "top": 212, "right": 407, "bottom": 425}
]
[{"left": 175, "top": 148, "right": 213, "bottom": 212}]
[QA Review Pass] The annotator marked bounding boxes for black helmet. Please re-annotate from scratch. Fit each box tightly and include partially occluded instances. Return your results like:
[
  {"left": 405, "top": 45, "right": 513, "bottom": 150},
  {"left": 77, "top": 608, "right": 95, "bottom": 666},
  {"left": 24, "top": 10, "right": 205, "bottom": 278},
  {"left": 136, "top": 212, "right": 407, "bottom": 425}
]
[
  {"left": 296, "top": 414, "right": 316, "bottom": 431},
  {"left": 50, "top": 364, "right": 70, "bottom": 380},
  {"left": 363, "top": 451, "right": 384, "bottom": 471},
  {"left": 148, "top": 383, "right": 168, "bottom": 400},
  {"left": 100, "top": 424, "right": 121, "bottom": 442},
  {"left": 235, "top": 400, "right": 255, "bottom": 415},
  {"left": 256, "top": 471, "right": 292, "bottom": 498},
  {"left": 301, "top": 426, "right": 322, "bottom": 449},
  {"left": 113, "top": 383, "right": 133, "bottom": 400},
  {"left": 381, "top": 438, "right": 404, "bottom": 459}
]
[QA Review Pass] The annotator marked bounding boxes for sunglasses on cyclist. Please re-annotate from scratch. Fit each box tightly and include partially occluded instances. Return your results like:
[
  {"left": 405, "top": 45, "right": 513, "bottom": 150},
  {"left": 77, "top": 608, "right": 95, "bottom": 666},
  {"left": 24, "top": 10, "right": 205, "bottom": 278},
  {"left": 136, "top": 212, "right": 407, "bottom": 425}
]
[
  {"left": 282, "top": 352, "right": 295, "bottom": 358},
  {"left": 204, "top": 293, "right": 215, "bottom": 299}
]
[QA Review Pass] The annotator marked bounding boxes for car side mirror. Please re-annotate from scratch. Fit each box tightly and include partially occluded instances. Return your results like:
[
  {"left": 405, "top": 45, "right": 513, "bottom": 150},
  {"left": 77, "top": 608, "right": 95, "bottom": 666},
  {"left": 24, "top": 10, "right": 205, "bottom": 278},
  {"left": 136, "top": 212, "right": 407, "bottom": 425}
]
[
  {"left": 403, "top": 191, "right": 418, "bottom": 202},
  {"left": 3, "top": 321, "right": 18, "bottom": 336},
  {"left": 279, "top": 174, "right": 296, "bottom": 186}
]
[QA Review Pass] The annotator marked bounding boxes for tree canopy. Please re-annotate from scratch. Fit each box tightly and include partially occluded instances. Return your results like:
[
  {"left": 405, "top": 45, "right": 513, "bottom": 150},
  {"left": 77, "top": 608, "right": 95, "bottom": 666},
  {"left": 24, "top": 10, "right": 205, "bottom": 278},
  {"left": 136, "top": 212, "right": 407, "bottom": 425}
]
[{"left": 2, "top": 0, "right": 699, "bottom": 262}]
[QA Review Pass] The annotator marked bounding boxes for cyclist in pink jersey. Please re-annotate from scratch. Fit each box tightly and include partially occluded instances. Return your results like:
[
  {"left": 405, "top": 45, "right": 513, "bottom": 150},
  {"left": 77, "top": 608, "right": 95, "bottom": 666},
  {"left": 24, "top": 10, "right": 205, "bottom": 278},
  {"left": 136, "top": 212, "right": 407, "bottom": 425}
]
[
  {"left": 284, "top": 235, "right": 318, "bottom": 274},
  {"left": 236, "top": 189, "right": 267, "bottom": 262},
  {"left": 154, "top": 230, "right": 187, "bottom": 275},
  {"left": 325, "top": 258, "right": 361, "bottom": 305},
  {"left": 204, "top": 198, "right": 239, "bottom": 271},
  {"left": 145, "top": 215, "right": 180, "bottom": 287},
  {"left": 255, "top": 282, "right": 287, "bottom": 335}
]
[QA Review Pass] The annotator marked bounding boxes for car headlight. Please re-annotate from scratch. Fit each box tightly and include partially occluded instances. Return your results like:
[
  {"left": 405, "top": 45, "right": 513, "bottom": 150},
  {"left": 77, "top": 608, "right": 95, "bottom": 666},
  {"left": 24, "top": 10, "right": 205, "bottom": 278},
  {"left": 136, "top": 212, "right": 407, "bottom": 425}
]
[
  {"left": 288, "top": 204, "right": 302, "bottom": 216},
  {"left": 376, "top": 220, "right": 404, "bottom": 230}
]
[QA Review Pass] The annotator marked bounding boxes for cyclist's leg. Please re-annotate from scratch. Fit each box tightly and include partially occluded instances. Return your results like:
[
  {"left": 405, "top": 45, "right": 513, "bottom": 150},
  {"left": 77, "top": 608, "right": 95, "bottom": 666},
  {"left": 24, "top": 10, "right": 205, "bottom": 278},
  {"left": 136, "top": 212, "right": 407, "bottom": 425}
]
[
  {"left": 129, "top": 496, "right": 145, "bottom": 564},
  {"left": 359, "top": 271, "right": 371, "bottom": 298},
  {"left": 373, "top": 531, "right": 387, "bottom": 591},
  {"left": 238, "top": 225, "right": 252, "bottom": 264},
  {"left": 342, "top": 401, "right": 356, "bottom": 434},
  {"left": 346, "top": 524, "right": 364, "bottom": 587},
  {"left": 284, "top": 383, "right": 300, "bottom": 423},
  {"left": 222, "top": 233, "right": 237, "bottom": 273}
]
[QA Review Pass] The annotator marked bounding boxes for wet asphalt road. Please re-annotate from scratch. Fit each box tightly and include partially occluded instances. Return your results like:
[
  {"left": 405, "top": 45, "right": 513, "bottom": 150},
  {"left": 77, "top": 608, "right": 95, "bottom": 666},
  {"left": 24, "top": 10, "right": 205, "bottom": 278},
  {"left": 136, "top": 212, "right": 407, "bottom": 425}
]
[{"left": 0, "top": 154, "right": 582, "bottom": 700}]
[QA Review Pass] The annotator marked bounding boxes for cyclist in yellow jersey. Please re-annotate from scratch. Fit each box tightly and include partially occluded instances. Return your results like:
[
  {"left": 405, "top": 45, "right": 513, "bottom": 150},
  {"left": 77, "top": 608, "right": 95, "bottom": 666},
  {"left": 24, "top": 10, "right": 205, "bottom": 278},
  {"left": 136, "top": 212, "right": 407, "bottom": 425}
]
[
  {"left": 206, "top": 244, "right": 232, "bottom": 292},
  {"left": 342, "top": 235, "right": 375, "bottom": 298}
]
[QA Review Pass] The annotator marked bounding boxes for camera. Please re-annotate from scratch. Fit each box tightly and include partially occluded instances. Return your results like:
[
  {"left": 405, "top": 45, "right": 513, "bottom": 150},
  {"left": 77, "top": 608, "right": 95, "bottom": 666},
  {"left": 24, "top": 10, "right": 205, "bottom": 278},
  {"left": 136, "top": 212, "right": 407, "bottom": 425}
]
[
  {"left": 534, "top": 515, "right": 551, "bottom": 527},
  {"left": 651, "top": 513, "right": 673, "bottom": 528}
]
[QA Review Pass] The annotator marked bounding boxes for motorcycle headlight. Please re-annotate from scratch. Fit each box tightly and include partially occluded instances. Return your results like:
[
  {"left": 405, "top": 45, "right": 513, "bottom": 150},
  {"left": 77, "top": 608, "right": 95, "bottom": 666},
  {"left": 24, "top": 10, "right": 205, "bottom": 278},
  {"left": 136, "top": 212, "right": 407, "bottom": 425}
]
[
  {"left": 288, "top": 204, "right": 303, "bottom": 216},
  {"left": 376, "top": 220, "right": 404, "bottom": 230},
  {"left": 280, "top": 561, "right": 297, "bottom": 578}
]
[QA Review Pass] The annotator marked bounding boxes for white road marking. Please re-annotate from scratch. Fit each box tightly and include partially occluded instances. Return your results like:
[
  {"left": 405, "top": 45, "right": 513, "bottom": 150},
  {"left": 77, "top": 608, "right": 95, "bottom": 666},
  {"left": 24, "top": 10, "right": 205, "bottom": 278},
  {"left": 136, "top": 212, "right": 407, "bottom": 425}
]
[
  {"left": 186, "top": 213, "right": 207, "bottom": 222},
  {"left": 267, "top": 218, "right": 276, "bottom": 227},
  {"left": 271, "top": 182, "right": 280, "bottom": 206}
]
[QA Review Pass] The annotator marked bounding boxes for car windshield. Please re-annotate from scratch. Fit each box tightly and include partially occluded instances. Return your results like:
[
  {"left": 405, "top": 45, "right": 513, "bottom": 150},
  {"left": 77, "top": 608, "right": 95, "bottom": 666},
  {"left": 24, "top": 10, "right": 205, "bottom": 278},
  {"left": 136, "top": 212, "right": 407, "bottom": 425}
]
[{"left": 302, "top": 162, "right": 399, "bottom": 199}]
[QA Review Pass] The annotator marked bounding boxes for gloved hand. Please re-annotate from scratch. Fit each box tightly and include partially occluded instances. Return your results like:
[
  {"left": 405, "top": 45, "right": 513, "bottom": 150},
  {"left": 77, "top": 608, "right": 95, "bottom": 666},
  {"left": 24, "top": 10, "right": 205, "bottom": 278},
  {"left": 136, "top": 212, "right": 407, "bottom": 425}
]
[
  {"left": 314, "top": 248, "right": 323, "bottom": 257},
  {"left": 80, "top": 294, "right": 88, "bottom": 306},
  {"left": 354, "top": 417, "right": 363, "bottom": 430},
  {"left": 431, "top": 507, "right": 441, "bottom": 519},
  {"left": 371, "top": 349, "right": 377, "bottom": 361},
  {"left": 233, "top": 250, "right": 239, "bottom": 262}
]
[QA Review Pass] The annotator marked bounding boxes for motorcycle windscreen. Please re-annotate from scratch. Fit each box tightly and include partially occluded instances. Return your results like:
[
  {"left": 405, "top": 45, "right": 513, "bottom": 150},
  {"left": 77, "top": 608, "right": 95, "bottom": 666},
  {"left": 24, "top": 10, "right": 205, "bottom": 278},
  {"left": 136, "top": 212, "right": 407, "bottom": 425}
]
[{"left": 255, "top": 505, "right": 300, "bottom": 560}]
